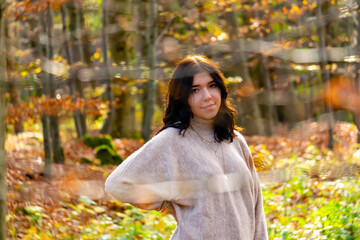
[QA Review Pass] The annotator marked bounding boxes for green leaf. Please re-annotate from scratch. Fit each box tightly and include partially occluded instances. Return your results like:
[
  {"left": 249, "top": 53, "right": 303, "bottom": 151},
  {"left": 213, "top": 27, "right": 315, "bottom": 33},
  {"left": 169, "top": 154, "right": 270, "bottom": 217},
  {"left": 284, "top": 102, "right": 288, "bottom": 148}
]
[{"left": 78, "top": 195, "right": 97, "bottom": 206}]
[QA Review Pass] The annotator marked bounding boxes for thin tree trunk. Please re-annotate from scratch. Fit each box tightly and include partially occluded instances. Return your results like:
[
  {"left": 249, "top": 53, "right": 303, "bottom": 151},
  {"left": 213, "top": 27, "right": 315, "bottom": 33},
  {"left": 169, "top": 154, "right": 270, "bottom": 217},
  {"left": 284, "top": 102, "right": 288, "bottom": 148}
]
[
  {"left": 8, "top": 78, "right": 23, "bottom": 133},
  {"left": 142, "top": 0, "right": 157, "bottom": 141},
  {"left": 6, "top": 19, "right": 23, "bottom": 134},
  {"left": 254, "top": 2, "right": 275, "bottom": 136},
  {"left": 61, "top": 5, "right": 73, "bottom": 63},
  {"left": 105, "top": 0, "right": 137, "bottom": 138},
  {"left": 39, "top": 85, "right": 52, "bottom": 179},
  {"left": 61, "top": 4, "right": 87, "bottom": 138},
  {"left": 74, "top": 4, "right": 88, "bottom": 136},
  {"left": 100, "top": 0, "right": 115, "bottom": 134},
  {"left": 354, "top": 0, "right": 360, "bottom": 143},
  {"left": 40, "top": 11, "right": 53, "bottom": 178},
  {"left": 317, "top": 0, "right": 334, "bottom": 149},
  {"left": 224, "top": 7, "right": 265, "bottom": 135},
  {"left": 300, "top": 74, "right": 310, "bottom": 120},
  {"left": 68, "top": 1, "right": 82, "bottom": 63},
  {"left": 134, "top": 0, "right": 146, "bottom": 136},
  {"left": 259, "top": 55, "right": 274, "bottom": 136},
  {"left": 72, "top": 75, "right": 87, "bottom": 138},
  {"left": 46, "top": 2, "right": 64, "bottom": 163},
  {"left": 80, "top": 9, "right": 91, "bottom": 66},
  {"left": 0, "top": 0, "right": 7, "bottom": 238},
  {"left": 78, "top": 2, "right": 91, "bottom": 132}
]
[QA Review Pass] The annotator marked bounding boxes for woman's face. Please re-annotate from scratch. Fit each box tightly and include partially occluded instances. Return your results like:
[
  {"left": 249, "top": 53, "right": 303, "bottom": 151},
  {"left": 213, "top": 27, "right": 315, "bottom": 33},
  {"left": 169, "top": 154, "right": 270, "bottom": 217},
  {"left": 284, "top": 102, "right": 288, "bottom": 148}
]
[{"left": 188, "top": 72, "right": 221, "bottom": 121}]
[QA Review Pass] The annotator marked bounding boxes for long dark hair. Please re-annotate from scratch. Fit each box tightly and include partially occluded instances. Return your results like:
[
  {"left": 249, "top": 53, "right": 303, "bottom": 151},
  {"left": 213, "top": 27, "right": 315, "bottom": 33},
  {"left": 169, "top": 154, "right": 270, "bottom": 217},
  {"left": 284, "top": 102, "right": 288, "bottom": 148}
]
[{"left": 158, "top": 55, "right": 236, "bottom": 142}]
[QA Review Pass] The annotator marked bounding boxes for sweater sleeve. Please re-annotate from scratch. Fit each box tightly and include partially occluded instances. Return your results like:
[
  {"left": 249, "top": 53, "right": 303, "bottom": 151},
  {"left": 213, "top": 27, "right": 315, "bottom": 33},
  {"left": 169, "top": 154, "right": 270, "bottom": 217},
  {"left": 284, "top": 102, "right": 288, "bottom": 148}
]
[
  {"left": 236, "top": 132, "right": 269, "bottom": 240},
  {"left": 105, "top": 128, "right": 195, "bottom": 211}
]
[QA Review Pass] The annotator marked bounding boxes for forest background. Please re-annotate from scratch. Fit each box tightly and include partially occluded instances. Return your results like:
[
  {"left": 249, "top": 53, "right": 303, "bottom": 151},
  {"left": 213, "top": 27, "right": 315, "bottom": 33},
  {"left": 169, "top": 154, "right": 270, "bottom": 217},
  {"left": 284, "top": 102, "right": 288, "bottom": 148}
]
[{"left": 0, "top": 0, "right": 360, "bottom": 239}]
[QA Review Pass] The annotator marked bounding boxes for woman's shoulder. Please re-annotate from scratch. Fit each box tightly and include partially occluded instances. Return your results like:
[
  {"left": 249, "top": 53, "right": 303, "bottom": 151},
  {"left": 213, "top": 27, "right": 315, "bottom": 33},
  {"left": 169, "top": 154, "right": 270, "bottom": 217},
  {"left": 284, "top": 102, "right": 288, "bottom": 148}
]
[
  {"left": 148, "top": 127, "right": 183, "bottom": 145},
  {"left": 232, "top": 130, "right": 251, "bottom": 154},
  {"left": 155, "top": 126, "right": 182, "bottom": 138},
  {"left": 233, "top": 130, "right": 247, "bottom": 144},
  {"left": 233, "top": 130, "right": 255, "bottom": 171},
  {"left": 157, "top": 126, "right": 180, "bottom": 135}
]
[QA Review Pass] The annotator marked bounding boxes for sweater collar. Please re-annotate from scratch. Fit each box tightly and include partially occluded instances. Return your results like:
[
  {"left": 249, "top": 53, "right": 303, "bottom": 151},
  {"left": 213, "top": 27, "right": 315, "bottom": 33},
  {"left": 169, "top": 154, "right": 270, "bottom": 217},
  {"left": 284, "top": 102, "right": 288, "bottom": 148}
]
[{"left": 189, "top": 116, "right": 215, "bottom": 141}]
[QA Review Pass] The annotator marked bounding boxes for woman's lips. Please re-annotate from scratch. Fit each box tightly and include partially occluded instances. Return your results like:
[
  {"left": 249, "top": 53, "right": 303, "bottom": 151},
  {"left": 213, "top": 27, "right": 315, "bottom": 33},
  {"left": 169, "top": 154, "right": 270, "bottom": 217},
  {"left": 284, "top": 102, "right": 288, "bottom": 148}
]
[{"left": 202, "top": 103, "right": 216, "bottom": 109}]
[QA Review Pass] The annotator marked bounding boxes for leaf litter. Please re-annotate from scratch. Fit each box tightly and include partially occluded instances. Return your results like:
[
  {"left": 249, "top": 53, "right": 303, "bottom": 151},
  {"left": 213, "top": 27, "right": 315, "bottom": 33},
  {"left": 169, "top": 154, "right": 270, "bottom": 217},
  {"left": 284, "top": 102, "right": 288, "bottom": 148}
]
[{"left": 5, "top": 121, "right": 360, "bottom": 238}]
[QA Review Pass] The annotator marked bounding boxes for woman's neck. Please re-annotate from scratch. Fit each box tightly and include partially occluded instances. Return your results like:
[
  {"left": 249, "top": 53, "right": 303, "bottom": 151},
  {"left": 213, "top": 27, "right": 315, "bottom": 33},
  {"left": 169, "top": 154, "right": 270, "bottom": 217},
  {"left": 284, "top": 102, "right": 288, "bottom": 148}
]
[{"left": 189, "top": 116, "right": 215, "bottom": 141}]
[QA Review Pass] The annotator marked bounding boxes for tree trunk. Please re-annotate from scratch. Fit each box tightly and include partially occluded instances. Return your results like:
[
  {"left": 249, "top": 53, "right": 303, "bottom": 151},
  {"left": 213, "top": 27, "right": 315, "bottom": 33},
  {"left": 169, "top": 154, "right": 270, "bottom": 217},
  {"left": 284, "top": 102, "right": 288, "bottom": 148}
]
[
  {"left": 254, "top": 2, "right": 275, "bottom": 136},
  {"left": 37, "top": 10, "right": 53, "bottom": 178},
  {"left": 224, "top": 7, "right": 265, "bottom": 135},
  {"left": 39, "top": 12, "right": 53, "bottom": 178},
  {"left": 46, "top": 2, "right": 64, "bottom": 163},
  {"left": 40, "top": 1, "right": 64, "bottom": 174},
  {"left": 5, "top": 19, "right": 23, "bottom": 134},
  {"left": 104, "top": 0, "right": 137, "bottom": 138},
  {"left": 61, "top": 4, "right": 87, "bottom": 138},
  {"left": 317, "top": 0, "right": 334, "bottom": 149},
  {"left": 100, "top": 0, "right": 115, "bottom": 134},
  {"left": 71, "top": 74, "right": 87, "bottom": 138},
  {"left": 0, "top": 1, "right": 7, "bottom": 238},
  {"left": 259, "top": 55, "right": 275, "bottom": 136},
  {"left": 142, "top": 0, "right": 157, "bottom": 141},
  {"left": 134, "top": 0, "right": 144, "bottom": 79},
  {"left": 354, "top": 0, "right": 360, "bottom": 143},
  {"left": 68, "top": 1, "right": 83, "bottom": 63},
  {"left": 110, "top": 79, "right": 137, "bottom": 138},
  {"left": 40, "top": 89, "right": 52, "bottom": 179},
  {"left": 7, "top": 78, "right": 23, "bottom": 134}
]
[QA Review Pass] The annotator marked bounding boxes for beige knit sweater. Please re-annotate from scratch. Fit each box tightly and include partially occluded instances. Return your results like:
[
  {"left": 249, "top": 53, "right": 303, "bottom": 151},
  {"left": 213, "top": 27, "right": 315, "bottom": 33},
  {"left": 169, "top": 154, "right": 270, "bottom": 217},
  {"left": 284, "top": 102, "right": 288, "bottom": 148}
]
[{"left": 105, "top": 117, "right": 268, "bottom": 239}]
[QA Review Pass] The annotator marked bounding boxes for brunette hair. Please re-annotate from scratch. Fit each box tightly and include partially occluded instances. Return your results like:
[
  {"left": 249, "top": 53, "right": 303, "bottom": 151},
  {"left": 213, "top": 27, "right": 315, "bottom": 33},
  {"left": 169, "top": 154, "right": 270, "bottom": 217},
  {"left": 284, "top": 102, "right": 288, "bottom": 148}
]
[{"left": 158, "top": 55, "right": 237, "bottom": 142}]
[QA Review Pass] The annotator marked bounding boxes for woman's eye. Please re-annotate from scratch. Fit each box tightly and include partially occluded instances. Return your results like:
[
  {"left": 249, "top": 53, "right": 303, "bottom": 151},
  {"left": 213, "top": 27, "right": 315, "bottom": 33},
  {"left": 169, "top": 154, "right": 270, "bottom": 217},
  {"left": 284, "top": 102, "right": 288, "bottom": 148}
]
[
  {"left": 209, "top": 83, "right": 217, "bottom": 88},
  {"left": 191, "top": 88, "right": 199, "bottom": 93}
]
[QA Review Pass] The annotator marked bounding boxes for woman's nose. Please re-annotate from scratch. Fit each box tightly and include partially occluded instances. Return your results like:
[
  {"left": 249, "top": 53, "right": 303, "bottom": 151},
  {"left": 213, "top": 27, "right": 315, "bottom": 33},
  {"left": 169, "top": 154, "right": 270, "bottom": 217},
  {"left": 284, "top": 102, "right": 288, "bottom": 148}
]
[{"left": 203, "top": 88, "right": 212, "bottom": 100}]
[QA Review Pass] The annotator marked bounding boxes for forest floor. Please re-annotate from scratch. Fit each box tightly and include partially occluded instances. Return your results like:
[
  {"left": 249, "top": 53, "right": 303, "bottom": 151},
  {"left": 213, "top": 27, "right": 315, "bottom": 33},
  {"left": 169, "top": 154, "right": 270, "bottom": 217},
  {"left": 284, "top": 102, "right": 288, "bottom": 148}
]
[{"left": 5, "top": 121, "right": 360, "bottom": 239}]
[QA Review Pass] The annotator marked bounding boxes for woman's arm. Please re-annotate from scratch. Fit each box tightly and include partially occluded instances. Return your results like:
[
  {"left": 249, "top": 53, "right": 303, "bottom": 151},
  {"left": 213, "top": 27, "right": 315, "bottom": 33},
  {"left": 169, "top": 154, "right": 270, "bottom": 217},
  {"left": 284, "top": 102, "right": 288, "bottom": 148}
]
[
  {"left": 252, "top": 170, "right": 268, "bottom": 240},
  {"left": 235, "top": 132, "right": 268, "bottom": 239},
  {"left": 105, "top": 128, "right": 195, "bottom": 211},
  {"left": 105, "top": 130, "right": 173, "bottom": 211}
]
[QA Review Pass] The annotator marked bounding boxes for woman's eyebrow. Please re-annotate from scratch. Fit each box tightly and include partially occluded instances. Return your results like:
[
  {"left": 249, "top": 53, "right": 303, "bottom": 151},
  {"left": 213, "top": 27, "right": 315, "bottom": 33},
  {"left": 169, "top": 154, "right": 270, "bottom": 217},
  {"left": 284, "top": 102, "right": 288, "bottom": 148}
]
[{"left": 192, "top": 80, "right": 216, "bottom": 87}]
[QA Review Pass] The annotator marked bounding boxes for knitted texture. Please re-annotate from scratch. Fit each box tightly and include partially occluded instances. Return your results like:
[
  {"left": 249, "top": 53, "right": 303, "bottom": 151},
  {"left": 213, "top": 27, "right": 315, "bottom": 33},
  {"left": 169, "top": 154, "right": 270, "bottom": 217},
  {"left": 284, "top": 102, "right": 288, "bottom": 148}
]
[{"left": 105, "top": 117, "right": 268, "bottom": 239}]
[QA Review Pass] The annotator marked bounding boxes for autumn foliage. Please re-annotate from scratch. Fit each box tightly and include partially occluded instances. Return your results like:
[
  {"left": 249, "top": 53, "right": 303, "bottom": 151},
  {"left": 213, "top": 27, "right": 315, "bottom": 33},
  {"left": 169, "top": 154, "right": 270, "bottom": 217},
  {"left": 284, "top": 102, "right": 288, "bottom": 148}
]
[
  {"left": 5, "top": 0, "right": 83, "bottom": 20},
  {"left": 6, "top": 95, "right": 111, "bottom": 124}
]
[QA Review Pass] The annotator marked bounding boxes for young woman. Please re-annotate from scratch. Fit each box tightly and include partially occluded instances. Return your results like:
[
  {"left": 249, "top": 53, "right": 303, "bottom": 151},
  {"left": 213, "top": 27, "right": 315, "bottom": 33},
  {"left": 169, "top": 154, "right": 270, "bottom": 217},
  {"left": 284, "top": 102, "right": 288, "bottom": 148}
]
[{"left": 105, "top": 55, "right": 268, "bottom": 239}]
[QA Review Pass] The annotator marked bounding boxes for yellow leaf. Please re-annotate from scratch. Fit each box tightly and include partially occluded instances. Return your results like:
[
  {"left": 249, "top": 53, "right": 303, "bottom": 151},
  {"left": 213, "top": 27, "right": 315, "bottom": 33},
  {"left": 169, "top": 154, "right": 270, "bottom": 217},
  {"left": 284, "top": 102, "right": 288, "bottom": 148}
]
[
  {"left": 292, "top": 5, "right": 299, "bottom": 12},
  {"left": 35, "top": 67, "right": 41, "bottom": 74},
  {"left": 214, "top": 27, "right": 222, "bottom": 37},
  {"left": 94, "top": 52, "right": 100, "bottom": 59},
  {"left": 21, "top": 71, "right": 28, "bottom": 77},
  {"left": 39, "top": 231, "right": 52, "bottom": 240},
  {"left": 173, "top": 33, "right": 181, "bottom": 39},
  {"left": 57, "top": 56, "right": 62, "bottom": 62},
  {"left": 27, "top": 226, "right": 37, "bottom": 234}
]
